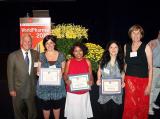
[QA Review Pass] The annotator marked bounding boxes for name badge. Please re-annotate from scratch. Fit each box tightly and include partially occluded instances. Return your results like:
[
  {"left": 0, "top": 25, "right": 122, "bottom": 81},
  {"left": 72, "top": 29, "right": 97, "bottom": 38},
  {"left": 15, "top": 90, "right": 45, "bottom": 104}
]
[
  {"left": 34, "top": 62, "right": 38, "bottom": 67},
  {"left": 103, "top": 68, "right": 110, "bottom": 74},
  {"left": 130, "top": 52, "right": 137, "bottom": 57},
  {"left": 49, "top": 65, "right": 56, "bottom": 69}
]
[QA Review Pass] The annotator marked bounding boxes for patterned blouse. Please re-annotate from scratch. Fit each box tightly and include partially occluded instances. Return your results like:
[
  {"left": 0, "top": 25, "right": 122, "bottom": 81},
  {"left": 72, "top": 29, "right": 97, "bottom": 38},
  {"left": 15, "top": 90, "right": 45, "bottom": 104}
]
[
  {"left": 98, "top": 61, "right": 123, "bottom": 105},
  {"left": 36, "top": 52, "right": 66, "bottom": 100}
]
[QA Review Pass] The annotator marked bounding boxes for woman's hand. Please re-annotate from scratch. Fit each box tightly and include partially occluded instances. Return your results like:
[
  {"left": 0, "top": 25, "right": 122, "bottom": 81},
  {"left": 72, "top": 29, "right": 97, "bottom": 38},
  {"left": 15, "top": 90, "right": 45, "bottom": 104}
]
[
  {"left": 87, "top": 80, "right": 94, "bottom": 86},
  {"left": 37, "top": 61, "right": 41, "bottom": 76},
  {"left": 96, "top": 79, "right": 101, "bottom": 86},
  {"left": 65, "top": 80, "right": 71, "bottom": 86},
  {"left": 144, "top": 85, "right": 151, "bottom": 95},
  {"left": 37, "top": 71, "right": 40, "bottom": 76},
  {"left": 122, "top": 81, "right": 125, "bottom": 88}
]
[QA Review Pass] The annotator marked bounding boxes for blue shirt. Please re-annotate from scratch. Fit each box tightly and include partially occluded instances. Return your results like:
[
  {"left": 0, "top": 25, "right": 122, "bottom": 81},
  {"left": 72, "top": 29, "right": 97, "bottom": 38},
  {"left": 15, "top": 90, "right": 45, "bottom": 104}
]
[
  {"left": 36, "top": 52, "right": 66, "bottom": 100},
  {"left": 153, "top": 40, "right": 160, "bottom": 67}
]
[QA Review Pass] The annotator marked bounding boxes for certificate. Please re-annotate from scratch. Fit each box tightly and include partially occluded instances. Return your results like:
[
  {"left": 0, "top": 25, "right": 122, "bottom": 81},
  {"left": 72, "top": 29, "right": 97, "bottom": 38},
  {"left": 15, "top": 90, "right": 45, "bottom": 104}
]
[
  {"left": 101, "top": 78, "right": 121, "bottom": 94},
  {"left": 39, "top": 68, "right": 61, "bottom": 86},
  {"left": 68, "top": 73, "right": 90, "bottom": 92}
]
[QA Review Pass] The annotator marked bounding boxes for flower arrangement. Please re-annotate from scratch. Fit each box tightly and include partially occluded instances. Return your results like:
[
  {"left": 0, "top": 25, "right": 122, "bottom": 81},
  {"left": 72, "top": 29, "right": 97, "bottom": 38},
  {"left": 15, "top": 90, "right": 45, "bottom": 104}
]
[
  {"left": 51, "top": 23, "right": 88, "bottom": 56},
  {"left": 85, "top": 43, "right": 104, "bottom": 72},
  {"left": 51, "top": 23, "right": 104, "bottom": 72},
  {"left": 52, "top": 23, "right": 88, "bottom": 39}
]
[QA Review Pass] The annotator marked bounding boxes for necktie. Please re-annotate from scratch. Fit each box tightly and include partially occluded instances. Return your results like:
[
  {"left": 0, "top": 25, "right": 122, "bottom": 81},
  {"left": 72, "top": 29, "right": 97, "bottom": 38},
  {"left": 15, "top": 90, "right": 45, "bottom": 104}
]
[{"left": 25, "top": 52, "right": 29, "bottom": 67}]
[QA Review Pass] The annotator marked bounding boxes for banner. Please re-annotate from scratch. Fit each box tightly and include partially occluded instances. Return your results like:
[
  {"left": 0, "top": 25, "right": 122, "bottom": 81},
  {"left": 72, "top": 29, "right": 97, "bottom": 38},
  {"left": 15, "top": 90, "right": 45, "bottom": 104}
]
[{"left": 20, "top": 17, "right": 51, "bottom": 52}]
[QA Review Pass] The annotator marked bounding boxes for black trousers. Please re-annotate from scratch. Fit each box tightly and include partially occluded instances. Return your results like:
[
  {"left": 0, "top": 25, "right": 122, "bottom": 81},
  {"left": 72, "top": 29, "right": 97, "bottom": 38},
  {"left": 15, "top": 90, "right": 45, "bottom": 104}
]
[
  {"left": 98, "top": 100, "right": 123, "bottom": 119},
  {"left": 153, "top": 92, "right": 160, "bottom": 118},
  {"left": 155, "top": 92, "right": 160, "bottom": 106}
]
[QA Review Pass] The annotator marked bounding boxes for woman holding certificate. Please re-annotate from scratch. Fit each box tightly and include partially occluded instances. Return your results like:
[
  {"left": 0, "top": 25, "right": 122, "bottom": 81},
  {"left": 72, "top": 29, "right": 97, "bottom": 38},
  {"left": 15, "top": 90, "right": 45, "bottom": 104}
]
[
  {"left": 64, "top": 42, "right": 94, "bottom": 119},
  {"left": 96, "top": 40, "right": 125, "bottom": 119},
  {"left": 36, "top": 35, "right": 66, "bottom": 119},
  {"left": 123, "top": 24, "right": 153, "bottom": 119}
]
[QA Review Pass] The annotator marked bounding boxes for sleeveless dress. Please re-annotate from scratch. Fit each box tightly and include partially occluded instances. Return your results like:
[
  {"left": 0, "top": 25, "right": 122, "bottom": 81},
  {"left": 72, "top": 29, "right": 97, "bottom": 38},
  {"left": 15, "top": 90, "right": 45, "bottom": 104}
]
[
  {"left": 64, "top": 58, "right": 93, "bottom": 119},
  {"left": 123, "top": 43, "right": 149, "bottom": 119}
]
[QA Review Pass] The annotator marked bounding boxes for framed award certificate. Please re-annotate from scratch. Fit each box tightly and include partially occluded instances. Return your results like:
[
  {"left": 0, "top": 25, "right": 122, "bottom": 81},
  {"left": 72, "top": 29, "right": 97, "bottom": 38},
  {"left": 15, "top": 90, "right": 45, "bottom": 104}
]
[
  {"left": 68, "top": 73, "right": 90, "bottom": 92},
  {"left": 39, "top": 68, "right": 61, "bottom": 86},
  {"left": 101, "top": 78, "right": 121, "bottom": 94}
]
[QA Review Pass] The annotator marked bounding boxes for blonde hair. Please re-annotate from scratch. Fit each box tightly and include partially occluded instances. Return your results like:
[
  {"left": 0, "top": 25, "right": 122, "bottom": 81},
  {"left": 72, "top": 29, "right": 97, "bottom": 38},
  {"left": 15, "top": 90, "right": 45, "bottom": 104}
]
[{"left": 128, "top": 24, "right": 144, "bottom": 39}]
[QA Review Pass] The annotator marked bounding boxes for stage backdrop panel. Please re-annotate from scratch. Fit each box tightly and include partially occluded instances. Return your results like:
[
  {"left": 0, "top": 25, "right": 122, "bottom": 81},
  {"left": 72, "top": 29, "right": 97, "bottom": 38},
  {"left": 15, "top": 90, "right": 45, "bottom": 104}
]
[{"left": 20, "top": 17, "right": 51, "bottom": 52}]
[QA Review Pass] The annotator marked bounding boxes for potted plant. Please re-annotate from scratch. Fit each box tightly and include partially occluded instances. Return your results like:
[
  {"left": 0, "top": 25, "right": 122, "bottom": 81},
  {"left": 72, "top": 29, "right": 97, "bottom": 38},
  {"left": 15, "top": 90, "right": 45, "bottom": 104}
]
[{"left": 52, "top": 23, "right": 104, "bottom": 73}]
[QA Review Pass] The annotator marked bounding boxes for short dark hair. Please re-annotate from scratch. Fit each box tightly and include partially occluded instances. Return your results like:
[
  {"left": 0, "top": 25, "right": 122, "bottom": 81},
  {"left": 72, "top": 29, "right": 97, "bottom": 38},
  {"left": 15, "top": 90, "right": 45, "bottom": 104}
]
[
  {"left": 43, "top": 35, "right": 57, "bottom": 51},
  {"left": 70, "top": 42, "right": 88, "bottom": 57}
]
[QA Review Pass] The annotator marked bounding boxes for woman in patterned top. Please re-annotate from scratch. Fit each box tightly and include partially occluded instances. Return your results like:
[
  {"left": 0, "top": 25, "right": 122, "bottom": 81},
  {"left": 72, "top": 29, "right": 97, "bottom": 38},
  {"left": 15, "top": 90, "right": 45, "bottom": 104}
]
[
  {"left": 36, "top": 35, "right": 66, "bottom": 119},
  {"left": 96, "top": 40, "right": 125, "bottom": 119}
]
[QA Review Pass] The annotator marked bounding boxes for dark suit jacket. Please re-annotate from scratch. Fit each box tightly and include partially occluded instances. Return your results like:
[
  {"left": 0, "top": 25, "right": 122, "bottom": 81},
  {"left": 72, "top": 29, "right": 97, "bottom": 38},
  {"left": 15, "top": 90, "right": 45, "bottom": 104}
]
[{"left": 7, "top": 49, "right": 39, "bottom": 99}]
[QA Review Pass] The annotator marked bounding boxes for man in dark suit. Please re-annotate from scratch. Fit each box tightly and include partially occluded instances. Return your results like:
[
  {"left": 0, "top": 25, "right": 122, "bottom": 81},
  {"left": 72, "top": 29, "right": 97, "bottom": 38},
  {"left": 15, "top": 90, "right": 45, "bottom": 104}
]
[{"left": 7, "top": 33, "right": 39, "bottom": 119}]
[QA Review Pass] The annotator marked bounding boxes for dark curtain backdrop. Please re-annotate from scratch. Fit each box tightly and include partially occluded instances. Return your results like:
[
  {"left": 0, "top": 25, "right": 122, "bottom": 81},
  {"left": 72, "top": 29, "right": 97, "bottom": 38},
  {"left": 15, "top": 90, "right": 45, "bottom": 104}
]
[{"left": 0, "top": 0, "right": 160, "bottom": 53}]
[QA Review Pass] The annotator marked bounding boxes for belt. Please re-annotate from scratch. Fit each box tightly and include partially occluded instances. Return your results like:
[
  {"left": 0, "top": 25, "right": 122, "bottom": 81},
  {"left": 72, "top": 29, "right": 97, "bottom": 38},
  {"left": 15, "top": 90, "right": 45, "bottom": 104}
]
[{"left": 155, "top": 67, "right": 160, "bottom": 68}]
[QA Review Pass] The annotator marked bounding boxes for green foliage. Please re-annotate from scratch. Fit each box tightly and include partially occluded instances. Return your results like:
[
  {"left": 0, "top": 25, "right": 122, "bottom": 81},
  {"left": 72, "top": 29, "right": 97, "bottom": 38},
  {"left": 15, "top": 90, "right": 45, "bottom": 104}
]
[
  {"left": 56, "top": 38, "right": 82, "bottom": 56},
  {"left": 90, "top": 60, "right": 99, "bottom": 73},
  {"left": 52, "top": 23, "right": 104, "bottom": 73}
]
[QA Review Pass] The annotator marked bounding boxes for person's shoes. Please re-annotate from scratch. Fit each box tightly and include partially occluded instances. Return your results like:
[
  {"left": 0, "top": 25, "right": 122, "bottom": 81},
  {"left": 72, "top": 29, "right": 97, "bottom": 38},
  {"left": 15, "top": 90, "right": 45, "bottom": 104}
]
[
  {"left": 149, "top": 107, "right": 154, "bottom": 115},
  {"left": 153, "top": 103, "right": 160, "bottom": 109}
]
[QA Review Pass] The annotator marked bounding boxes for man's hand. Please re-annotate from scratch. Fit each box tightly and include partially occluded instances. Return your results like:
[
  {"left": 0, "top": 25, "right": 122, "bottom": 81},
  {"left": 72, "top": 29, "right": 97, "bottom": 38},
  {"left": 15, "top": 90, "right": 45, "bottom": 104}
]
[{"left": 10, "top": 91, "right": 16, "bottom": 97}]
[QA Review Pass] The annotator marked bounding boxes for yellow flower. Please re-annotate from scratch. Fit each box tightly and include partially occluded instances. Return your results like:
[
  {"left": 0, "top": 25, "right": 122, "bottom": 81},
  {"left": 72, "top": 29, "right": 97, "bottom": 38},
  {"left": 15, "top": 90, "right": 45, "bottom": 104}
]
[
  {"left": 51, "top": 23, "right": 88, "bottom": 39},
  {"left": 85, "top": 43, "right": 104, "bottom": 61},
  {"left": 85, "top": 43, "right": 104, "bottom": 72},
  {"left": 51, "top": 23, "right": 104, "bottom": 72}
]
